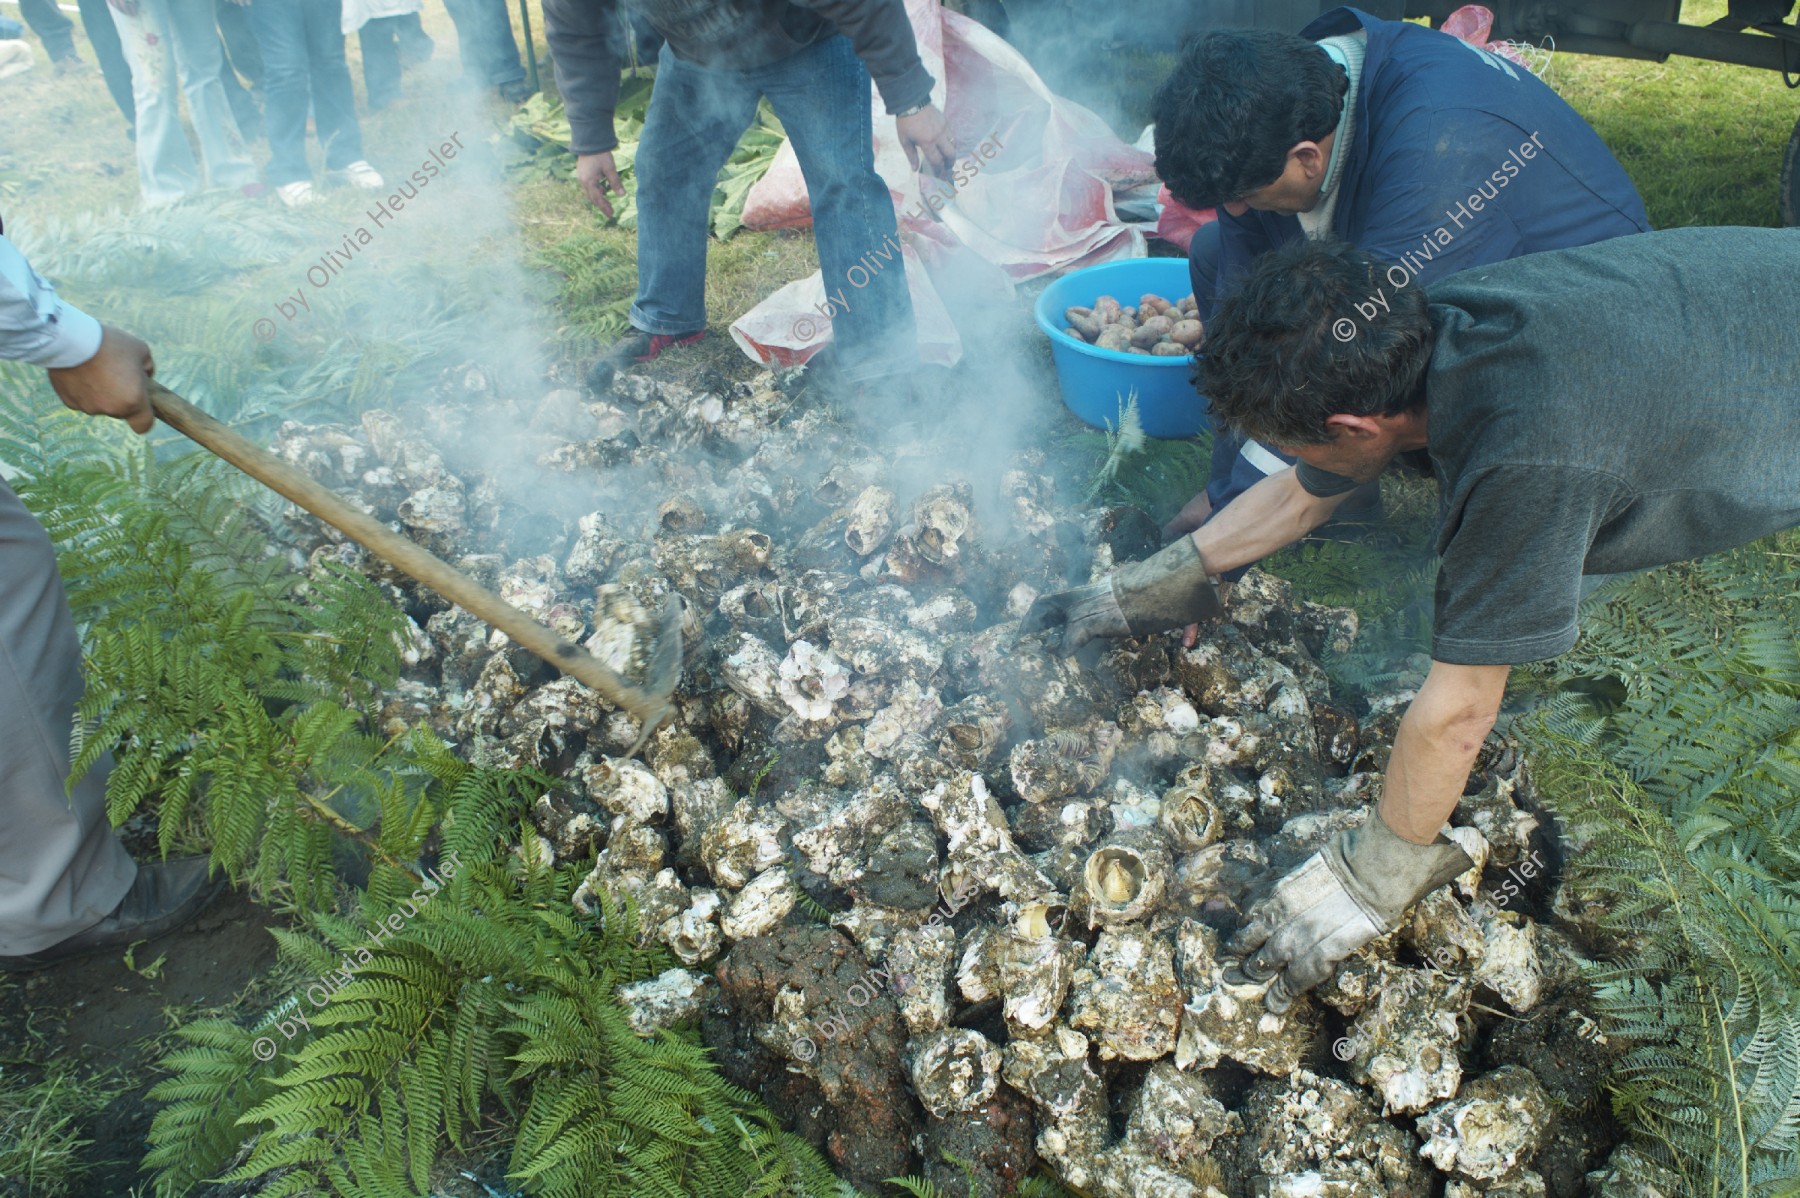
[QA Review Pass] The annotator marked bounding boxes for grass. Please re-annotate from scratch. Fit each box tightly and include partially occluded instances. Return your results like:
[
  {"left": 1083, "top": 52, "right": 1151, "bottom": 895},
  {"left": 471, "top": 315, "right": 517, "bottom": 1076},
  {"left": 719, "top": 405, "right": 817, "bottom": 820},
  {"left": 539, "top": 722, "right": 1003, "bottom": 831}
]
[{"left": 0, "top": 1024, "right": 128, "bottom": 1198}]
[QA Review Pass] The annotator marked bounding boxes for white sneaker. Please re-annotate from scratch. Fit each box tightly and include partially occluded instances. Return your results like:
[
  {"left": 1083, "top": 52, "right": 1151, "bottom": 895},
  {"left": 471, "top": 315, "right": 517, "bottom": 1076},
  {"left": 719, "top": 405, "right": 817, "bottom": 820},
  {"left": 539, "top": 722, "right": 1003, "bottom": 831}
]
[
  {"left": 275, "top": 180, "right": 315, "bottom": 207},
  {"left": 329, "top": 160, "right": 383, "bottom": 190}
]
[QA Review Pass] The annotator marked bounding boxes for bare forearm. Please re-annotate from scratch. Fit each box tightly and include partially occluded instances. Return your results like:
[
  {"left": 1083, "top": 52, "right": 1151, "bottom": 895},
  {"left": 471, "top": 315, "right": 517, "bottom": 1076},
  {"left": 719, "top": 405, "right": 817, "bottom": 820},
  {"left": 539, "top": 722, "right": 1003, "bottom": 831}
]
[
  {"left": 1377, "top": 662, "right": 1509, "bottom": 844},
  {"left": 1188, "top": 467, "right": 1347, "bottom": 574}
]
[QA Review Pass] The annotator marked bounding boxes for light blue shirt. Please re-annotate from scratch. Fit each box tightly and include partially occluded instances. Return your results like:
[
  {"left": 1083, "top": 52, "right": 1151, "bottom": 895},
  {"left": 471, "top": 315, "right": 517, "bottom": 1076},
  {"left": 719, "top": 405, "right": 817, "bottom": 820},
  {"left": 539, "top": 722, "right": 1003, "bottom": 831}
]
[{"left": 0, "top": 234, "right": 102, "bottom": 369}]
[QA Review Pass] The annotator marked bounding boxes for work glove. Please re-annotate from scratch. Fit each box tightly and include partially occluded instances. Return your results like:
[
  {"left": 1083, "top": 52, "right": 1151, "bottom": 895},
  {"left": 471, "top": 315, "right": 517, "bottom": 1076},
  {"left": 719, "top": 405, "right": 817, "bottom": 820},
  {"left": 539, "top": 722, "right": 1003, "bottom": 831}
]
[
  {"left": 1221, "top": 810, "right": 1473, "bottom": 1013},
  {"left": 1018, "top": 535, "right": 1224, "bottom": 655}
]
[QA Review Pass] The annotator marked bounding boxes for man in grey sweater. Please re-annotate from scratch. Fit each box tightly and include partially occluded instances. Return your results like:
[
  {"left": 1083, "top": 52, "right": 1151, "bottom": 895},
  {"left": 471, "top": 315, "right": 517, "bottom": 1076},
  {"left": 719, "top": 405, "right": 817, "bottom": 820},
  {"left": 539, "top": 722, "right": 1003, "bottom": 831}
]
[
  {"left": 544, "top": 0, "right": 952, "bottom": 404},
  {"left": 0, "top": 224, "right": 219, "bottom": 969},
  {"left": 1024, "top": 227, "right": 1800, "bottom": 1010}
]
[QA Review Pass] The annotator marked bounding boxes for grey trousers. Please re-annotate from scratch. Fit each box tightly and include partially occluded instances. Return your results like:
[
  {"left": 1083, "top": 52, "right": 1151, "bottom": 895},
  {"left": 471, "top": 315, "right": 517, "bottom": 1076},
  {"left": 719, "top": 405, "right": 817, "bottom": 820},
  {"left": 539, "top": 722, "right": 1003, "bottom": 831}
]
[{"left": 0, "top": 478, "right": 136, "bottom": 955}]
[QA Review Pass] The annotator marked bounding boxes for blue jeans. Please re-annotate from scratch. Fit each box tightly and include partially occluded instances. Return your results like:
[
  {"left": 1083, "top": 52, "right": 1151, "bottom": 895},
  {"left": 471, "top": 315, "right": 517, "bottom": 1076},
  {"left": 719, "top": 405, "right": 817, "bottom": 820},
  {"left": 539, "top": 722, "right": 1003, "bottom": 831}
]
[
  {"left": 440, "top": 0, "right": 520, "bottom": 86},
  {"left": 245, "top": 0, "right": 363, "bottom": 184},
  {"left": 16, "top": 0, "right": 76, "bottom": 60},
  {"left": 111, "top": 0, "right": 258, "bottom": 204},
  {"left": 634, "top": 35, "right": 915, "bottom": 383},
  {"left": 358, "top": 14, "right": 403, "bottom": 108}
]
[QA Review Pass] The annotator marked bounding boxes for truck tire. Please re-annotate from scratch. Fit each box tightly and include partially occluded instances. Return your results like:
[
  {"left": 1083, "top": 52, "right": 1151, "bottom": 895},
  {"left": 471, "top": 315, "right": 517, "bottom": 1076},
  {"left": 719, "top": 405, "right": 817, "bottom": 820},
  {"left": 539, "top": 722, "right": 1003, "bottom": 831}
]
[{"left": 1784, "top": 111, "right": 1800, "bottom": 227}]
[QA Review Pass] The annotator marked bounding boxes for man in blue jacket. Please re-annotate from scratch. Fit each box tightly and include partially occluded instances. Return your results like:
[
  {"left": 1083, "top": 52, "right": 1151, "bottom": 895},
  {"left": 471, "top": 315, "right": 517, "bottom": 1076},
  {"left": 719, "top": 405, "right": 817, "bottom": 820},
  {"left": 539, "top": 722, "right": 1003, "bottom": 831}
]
[{"left": 1154, "top": 8, "right": 1649, "bottom": 548}]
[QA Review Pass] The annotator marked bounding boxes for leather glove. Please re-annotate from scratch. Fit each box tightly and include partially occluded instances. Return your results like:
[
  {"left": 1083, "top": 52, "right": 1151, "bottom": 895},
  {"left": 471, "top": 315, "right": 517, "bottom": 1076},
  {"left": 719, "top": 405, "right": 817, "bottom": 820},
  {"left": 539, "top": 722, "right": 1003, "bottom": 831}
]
[
  {"left": 1018, "top": 535, "right": 1224, "bottom": 655},
  {"left": 1221, "top": 809, "right": 1473, "bottom": 1013}
]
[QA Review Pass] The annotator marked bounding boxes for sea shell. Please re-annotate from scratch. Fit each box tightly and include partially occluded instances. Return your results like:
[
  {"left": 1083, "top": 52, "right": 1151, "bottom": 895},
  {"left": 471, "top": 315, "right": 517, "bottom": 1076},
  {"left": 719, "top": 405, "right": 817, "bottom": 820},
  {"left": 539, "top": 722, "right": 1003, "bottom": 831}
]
[
  {"left": 844, "top": 485, "right": 895, "bottom": 556},
  {"left": 658, "top": 888, "right": 723, "bottom": 965},
  {"left": 776, "top": 639, "right": 852, "bottom": 722},
  {"left": 719, "top": 866, "right": 796, "bottom": 940},
  {"left": 908, "top": 1027, "right": 1002, "bottom": 1117},
  {"left": 1417, "top": 1064, "right": 1552, "bottom": 1181},
  {"left": 1067, "top": 924, "right": 1183, "bottom": 1060},
  {"left": 617, "top": 967, "right": 712, "bottom": 1037},
  {"left": 1078, "top": 836, "right": 1170, "bottom": 927},
  {"left": 699, "top": 797, "right": 789, "bottom": 890},
  {"left": 1342, "top": 965, "right": 1471, "bottom": 1114}
]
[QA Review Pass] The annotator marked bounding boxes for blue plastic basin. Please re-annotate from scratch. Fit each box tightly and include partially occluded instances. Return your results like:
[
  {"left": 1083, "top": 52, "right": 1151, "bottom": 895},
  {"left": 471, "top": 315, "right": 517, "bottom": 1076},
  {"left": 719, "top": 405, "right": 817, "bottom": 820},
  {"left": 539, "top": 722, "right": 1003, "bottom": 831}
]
[{"left": 1034, "top": 258, "right": 1205, "bottom": 439}]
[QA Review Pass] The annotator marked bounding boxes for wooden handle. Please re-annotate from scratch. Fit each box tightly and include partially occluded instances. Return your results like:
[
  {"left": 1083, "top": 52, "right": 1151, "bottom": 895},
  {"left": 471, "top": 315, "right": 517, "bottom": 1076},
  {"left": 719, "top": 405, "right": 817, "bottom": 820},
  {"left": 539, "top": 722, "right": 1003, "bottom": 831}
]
[{"left": 148, "top": 382, "right": 677, "bottom": 729}]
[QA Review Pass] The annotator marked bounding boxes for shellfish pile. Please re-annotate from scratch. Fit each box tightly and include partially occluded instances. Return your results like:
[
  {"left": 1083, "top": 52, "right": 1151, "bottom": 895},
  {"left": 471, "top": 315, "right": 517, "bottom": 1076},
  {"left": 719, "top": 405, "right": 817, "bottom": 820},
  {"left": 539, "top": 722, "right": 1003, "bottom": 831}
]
[{"left": 268, "top": 361, "right": 1661, "bottom": 1198}]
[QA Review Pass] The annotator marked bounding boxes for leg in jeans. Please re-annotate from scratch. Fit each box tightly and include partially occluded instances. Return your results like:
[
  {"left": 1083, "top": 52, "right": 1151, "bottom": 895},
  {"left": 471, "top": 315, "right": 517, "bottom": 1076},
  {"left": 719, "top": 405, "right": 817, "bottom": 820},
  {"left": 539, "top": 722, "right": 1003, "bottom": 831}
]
[
  {"left": 0, "top": 481, "right": 137, "bottom": 956},
  {"left": 298, "top": 0, "right": 363, "bottom": 171},
  {"left": 111, "top": 0, "right": 203, "bottom": 204},
  {"left": 17, "top": 0, "right": 77, "bottom": 61},
  {"left": 77, "top": 0, "right": 136, "bottom": 122},
  {"left": 628, "top": 42, "right": 757, "bottom": 337},
  {"left": 442, "top": 0, "right": 518, "bottom": 85},
  {"left": 759, "top": 35, "right": 914, "bottom": 384},
  {"left": 218, "top": 43, "right": 264, "bottom": 142},
  {"left": 359, "top": 16, "right": 401, "bottom": 108},
  {"left": 215, "top": 0, "right": 262, "bottom": 84},
  {"left": 163, "top": 0, "right": 258, "bottom": 188},
  {"left": 395, "top": 11, "right": 433, "bottom": 63},
  {"left": 245, "top": 0, "right": 313, "bottom": 183}
]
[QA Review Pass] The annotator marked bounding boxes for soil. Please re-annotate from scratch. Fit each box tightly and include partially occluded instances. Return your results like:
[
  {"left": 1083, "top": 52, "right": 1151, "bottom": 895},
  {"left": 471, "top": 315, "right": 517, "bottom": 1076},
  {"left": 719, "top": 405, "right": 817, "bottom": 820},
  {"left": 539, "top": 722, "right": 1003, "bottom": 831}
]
[{"left": 0, "top": 884, "right": 285, "bottom": 1197}]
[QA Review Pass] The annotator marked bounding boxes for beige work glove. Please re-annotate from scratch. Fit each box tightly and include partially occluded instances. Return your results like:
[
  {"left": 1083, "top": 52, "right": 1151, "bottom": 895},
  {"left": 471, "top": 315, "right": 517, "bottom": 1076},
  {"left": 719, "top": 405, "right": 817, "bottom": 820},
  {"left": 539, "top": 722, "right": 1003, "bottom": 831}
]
[
  {"left": 1221, "top": 810, "right": 1474, "bottom": 1012},
  {"left": 1018, "top": 536, "right": 1224, "bottom": 655}
]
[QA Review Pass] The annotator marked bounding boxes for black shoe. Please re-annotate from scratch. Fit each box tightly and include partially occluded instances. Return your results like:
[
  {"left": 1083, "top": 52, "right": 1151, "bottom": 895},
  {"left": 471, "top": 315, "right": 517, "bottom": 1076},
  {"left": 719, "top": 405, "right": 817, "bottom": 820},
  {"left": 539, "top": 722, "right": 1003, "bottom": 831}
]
[
  {"left": 0, "top": 857, "right": 224, "bottom": 972},
  {"left": 585, "top": 327, "right": 705, "bottom": 393},
  {"left": 496, "top": 79, "right": 535, "bottom": 103}
]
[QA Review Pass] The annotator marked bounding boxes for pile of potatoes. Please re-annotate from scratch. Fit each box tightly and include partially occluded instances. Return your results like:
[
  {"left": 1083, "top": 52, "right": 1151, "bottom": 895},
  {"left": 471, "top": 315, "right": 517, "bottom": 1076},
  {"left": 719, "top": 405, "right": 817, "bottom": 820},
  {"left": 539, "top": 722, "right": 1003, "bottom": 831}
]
[{"left": 1062, "top": 292, "right": 1204, "bottom": 356}]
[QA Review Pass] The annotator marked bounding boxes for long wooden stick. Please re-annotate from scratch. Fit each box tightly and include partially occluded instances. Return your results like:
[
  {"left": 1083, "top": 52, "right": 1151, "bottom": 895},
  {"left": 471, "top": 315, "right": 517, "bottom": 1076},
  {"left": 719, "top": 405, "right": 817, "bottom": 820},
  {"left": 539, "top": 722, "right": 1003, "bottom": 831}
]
[{"left": 148, "top": 382, "right": 679, "bottom": 735}]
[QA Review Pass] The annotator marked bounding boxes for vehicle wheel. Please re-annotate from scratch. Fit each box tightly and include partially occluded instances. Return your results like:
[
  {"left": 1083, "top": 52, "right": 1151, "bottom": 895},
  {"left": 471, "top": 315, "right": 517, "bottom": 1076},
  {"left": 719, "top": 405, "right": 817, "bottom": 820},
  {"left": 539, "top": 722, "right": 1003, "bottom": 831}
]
[{"left": 1783, "top": 110, "right": 1800, "bottom": 227}]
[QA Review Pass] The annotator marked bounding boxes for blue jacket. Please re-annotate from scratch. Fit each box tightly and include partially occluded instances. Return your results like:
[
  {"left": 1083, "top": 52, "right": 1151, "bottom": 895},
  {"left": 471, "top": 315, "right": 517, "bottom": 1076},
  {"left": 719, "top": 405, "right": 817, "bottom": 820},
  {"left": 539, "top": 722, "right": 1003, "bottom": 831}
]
[{"left": 1190, "top": 8, "right": 1650, "bottom": 315}]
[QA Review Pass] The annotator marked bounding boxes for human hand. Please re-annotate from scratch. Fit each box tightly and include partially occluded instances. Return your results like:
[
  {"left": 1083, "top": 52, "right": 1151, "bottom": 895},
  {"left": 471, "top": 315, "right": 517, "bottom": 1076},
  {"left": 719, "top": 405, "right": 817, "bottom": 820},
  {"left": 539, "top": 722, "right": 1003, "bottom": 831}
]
[
  {"left": 1161, "top": 490, "right": 1212, "bottom": 542},
  {"left": 576, "top": 151, "right": 624, "bottom": 217},
  {"left": 1017, "top": 581, "right": 1127, "bottom": 655},
  {"left": 1221, "top": 812, "right": 1473, "bottom": 1012},
  {"left": 46, "top": 324, "right": 155, "bottom": 433},
  {"left": 895, "top": 104, "right": 954, "bottom": 176}
]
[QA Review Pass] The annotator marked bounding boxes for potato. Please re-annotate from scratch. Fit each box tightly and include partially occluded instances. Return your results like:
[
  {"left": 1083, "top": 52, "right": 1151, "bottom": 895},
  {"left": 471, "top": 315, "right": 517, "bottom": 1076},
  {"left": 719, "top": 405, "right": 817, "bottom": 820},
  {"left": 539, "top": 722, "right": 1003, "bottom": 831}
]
[
  {"left": 1064, "top": 306, "right": 1102, "bottom": 340},
  {"left": 1125, "top": 346, "right": 1150, "bottom": 355},
  {"left": 1139, "top": 293, "right": 1170, "bottom": 317},
  {"left": 1120, "top": 305, "right": 1137, "bottom": 322},
  {"left": 1150, "top": 341, "right": 1188, "bottom": 356},
  {"left": 1169, "top": 318, "right": 1204, "bottom": 348},
  {"left": 1094, "top": 295, "right": 1122, "bottom": 322},
  {"left": 1063, "top": 326, "right": 1088, "bottom": 343},
  {"left": 1178, "top": 295, "right": 1198, "bottom": 316},
  {"left": 1095, "top": 325, "right": 1132, "bottom": 352},
  {"left": 1131, "top": 315, "right": 1173, "bottom": 348}
]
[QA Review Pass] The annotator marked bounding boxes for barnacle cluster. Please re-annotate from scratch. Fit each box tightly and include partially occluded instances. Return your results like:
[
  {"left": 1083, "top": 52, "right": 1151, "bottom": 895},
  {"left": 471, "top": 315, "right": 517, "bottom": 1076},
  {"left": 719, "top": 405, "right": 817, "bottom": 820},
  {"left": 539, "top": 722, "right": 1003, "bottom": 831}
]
[{"left": 270, "top": 363, "right": 1627, "bottom": 1196}]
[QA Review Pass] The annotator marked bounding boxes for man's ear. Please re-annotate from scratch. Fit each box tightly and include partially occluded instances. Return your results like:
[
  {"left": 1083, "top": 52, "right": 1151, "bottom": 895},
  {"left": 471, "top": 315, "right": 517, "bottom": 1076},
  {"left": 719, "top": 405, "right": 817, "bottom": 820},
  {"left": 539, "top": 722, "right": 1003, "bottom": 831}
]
[
  {"left": 1323, "top": 412, "right": 1384, "bottom": 440},
  {"left": 1288, "top": 140, "right": 1328, "bottom": 180}
]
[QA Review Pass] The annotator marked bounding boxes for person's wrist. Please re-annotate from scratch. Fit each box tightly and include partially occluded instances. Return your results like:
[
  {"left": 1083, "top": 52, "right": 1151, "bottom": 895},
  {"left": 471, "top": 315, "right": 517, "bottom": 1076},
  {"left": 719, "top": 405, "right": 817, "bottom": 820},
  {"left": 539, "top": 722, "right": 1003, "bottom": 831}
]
[{"left": 894, "top": 102, "right": 929, "bottom": 118}]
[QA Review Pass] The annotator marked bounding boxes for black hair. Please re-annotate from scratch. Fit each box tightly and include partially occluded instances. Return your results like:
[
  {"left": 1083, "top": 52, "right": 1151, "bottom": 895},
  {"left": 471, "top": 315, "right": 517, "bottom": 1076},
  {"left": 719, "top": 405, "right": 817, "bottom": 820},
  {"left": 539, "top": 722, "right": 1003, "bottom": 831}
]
[
  {"left": 1151, "top": 30, "right": 1348, "bottom": 211},
  {"left": 1198, "top": 239, "right": 1434, "bottom": 446}
]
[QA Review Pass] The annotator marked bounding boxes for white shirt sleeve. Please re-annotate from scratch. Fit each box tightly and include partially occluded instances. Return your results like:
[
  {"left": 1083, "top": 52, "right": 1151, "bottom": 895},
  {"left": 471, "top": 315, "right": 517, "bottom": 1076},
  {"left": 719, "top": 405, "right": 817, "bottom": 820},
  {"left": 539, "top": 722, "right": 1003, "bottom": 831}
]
[{"left": 0, "top": 233, "right": 103, "bottom": 369}]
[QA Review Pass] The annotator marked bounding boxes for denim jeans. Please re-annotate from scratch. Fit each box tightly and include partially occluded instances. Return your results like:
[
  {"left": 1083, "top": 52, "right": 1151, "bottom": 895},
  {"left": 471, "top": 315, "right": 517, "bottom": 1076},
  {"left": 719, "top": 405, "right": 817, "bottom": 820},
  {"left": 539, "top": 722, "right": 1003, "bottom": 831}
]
[
  {"left": 440, "top": 0, "right": 520, "bottom": 85},
  {"left": 16, "top": 0, "right": 76, "bottom": 60},
  {"left": 111, "top": 0, "right": 258, "bottom": 205},
  {"left": 634, "top": 35, "right": 915, "bottom": 383},
  {"left": 78, "top": 0, "right": 136, "bottom": 125},
  {"left": 358, "top": 14, "right": 403, "bottom": 108},
  {"left": 245, "top": 0, "right": 363, "bottom": 184}
]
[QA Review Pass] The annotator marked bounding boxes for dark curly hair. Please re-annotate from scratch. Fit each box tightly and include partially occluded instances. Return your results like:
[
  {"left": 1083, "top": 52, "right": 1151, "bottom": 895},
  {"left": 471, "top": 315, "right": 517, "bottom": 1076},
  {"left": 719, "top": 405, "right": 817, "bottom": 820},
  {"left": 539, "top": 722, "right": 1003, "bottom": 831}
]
[
  {"left": 1198, "top": 239, "right": 1434, "bottom": 447},
  {"left": 1151, "top": 30, "right": 1348, "bottom": 211}
]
